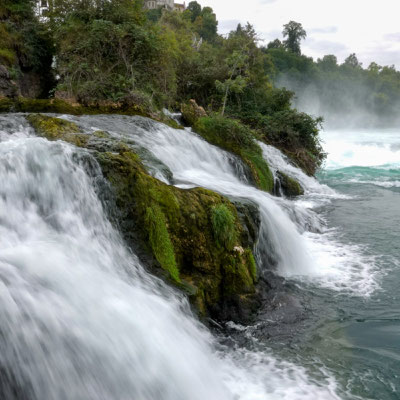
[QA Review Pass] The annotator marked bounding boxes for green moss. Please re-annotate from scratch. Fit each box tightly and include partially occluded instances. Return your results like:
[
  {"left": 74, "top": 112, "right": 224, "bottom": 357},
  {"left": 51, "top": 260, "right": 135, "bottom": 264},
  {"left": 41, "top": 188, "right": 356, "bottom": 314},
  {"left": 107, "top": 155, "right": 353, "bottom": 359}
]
[
  {"left": 194, "top": 115, "right": 274, "bottom": 193},
  {"left": 26, "top": 113, "right": 81, "bottom": 139},
  {"left": 0, "top": 98, "right": 15, "bottom": 112},
  {"left": 19, "top": 98, "right": 79, "bottom": 114},
  {"left": 26, "top": 114, "right": 94, "bottom": 148},
  {"left": 211, "top": 204, "right": 237, "bottom": 250},
  {"left": 194, "top": 115, "right": 257, "bottom": 152},
  {"left": 93, "top": 130, "right": 110, "bottom": 139},
  {"left": 241, "top": 150, "right": 274, "bottom": 193},
  {"left": 164, "top": 118, "right": 184, "bottom": 130},
  {"left": 145, "top": 205, "right": 180, "bottom": 282},
  {"left": 246, "top": 249, "right": 257, "bottom": 282},
  {"left": 223, "top": 254, "right": 255, "bottom": 296},
  {"left": 277, "top": 171, "right": 304, "bottom": 197}
]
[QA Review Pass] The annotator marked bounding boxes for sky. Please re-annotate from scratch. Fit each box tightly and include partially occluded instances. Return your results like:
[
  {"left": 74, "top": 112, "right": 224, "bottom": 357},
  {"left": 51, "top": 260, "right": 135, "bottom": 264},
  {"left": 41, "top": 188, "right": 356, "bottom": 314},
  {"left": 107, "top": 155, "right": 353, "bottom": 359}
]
[{"left": 198, "top": 0, "right": 400, "bottom": 68}]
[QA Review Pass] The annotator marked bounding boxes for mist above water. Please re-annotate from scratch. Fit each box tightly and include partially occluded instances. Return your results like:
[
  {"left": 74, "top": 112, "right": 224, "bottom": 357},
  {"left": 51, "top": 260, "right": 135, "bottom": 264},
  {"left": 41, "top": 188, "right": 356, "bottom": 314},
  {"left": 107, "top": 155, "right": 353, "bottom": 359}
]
[{"left": 277, "top": 74, "right": 400, "bottom": 129}]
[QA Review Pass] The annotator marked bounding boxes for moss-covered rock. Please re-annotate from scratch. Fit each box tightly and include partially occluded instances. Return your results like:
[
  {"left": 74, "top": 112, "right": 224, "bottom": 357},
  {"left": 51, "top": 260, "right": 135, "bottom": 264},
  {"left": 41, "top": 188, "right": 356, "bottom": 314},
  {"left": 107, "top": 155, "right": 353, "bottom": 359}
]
[
  {"left": 2, "top": 98, "right": 79, "bottom": 114},
  {"left": 26, "top": 113, "right": 261, "bottom": 322},
  {"left": 276, "top": 171, "right": 304, "bottom": 197},
  {"left": 181, "top": 99, "right": 207, "bottom": 126},
  {"left": 96, "top": 149, "right": 259, "bottom": 320},
  {"left": 1, "top": 97, "right": 184, "bottom": 131},
  {"left": 26, "top": 113, "right": 79, "bottom": 137},
  {"left": 26, "top": 114, "right": 89, "bottom": 147},
  {"left": 194, "top": 115, "right": 274, "bottom": 193}
]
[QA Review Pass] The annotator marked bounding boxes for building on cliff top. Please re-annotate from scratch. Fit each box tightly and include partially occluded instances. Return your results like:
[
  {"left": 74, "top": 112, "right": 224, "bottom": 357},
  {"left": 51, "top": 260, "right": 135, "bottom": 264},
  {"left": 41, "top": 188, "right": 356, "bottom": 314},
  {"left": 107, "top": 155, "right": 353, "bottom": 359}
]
[{"left": 144, "top": 0, "right": 186, "bottom": 12}]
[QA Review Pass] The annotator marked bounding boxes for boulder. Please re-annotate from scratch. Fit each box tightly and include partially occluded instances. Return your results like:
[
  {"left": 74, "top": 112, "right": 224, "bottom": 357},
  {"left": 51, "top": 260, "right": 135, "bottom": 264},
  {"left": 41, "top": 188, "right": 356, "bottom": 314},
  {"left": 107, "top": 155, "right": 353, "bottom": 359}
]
[
  {"left": 276, "top": 171, "right": 304, "bottom": 197},
  {"left": 181, "top": 99, "right": 207, "bottom": 126}
]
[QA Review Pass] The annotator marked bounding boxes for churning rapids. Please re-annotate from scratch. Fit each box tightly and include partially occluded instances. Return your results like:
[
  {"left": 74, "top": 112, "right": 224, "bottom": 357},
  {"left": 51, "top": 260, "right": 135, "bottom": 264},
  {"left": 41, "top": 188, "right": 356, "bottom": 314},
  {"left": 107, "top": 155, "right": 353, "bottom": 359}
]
[{"left": 0, "top": 114, "right": 397, "bottom": 399}]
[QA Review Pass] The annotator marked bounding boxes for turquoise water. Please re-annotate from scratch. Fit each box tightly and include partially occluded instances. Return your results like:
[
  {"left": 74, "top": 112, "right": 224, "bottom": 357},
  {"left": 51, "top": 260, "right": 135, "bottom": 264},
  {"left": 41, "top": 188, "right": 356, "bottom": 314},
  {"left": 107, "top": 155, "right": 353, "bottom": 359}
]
[{"left": 303, "top": 130, "right": 400, "bottom": 399}]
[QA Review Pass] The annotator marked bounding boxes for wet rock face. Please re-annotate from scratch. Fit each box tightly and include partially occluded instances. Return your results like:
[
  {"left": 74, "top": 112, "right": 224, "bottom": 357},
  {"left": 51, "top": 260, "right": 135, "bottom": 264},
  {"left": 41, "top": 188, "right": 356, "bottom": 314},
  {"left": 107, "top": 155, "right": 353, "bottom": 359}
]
[
  {"left": 276, "top": 171, "right": 304, "bottom": 197},
  {"left": 26, "top": 113, "right": 263, "bottom": 323},
  {"left": 0, "top": 64, "right": 44, "bottom": 99},
  {"left": 18, "top": 71, "right": 43, "bottom": 99},
  {"left": 0, "top": 64, "right": 17, "bottom": 98}
]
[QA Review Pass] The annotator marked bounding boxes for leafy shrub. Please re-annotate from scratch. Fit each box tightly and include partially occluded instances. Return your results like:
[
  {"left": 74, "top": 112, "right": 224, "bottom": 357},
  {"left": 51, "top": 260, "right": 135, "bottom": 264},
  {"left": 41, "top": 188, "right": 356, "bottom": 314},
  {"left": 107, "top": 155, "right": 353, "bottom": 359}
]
[
  {"left": 259, "top": 109, "right": 325, "bottom": 173},
  {"left": 194, "top": 115, "right": 258, "bottom": 153}
]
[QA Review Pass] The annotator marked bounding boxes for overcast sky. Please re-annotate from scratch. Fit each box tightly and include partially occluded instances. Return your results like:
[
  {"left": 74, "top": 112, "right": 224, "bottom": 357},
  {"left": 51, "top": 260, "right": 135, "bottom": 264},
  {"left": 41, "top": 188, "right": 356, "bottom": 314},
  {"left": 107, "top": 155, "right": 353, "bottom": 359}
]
[{"left": 198, "top": 0, "right": 400, "bottom": 68}]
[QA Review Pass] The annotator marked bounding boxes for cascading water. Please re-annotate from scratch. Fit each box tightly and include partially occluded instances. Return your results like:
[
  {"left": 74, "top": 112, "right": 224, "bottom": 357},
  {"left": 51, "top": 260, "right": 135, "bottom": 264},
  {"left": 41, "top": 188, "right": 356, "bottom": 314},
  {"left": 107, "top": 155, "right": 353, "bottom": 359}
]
[
  {"left": 67, "top": 114, "right": 377, "bottom": 295},
  {"left": 0, "top": 114, "right": 343, "bottom": 399}
]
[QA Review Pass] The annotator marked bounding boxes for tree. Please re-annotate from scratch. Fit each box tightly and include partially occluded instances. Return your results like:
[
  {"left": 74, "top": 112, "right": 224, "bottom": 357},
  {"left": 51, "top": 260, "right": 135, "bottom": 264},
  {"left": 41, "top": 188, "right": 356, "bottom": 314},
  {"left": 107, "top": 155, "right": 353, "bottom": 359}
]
[
  {"left": 267, "top": 39, "right": 284, "bottom": 49},
  {"left": 216, "top": 50, "right": 249, "bottom": 116},
  {"left": 187, "top": 1, "right": 201, "bottom": 22},
  {"left": 317, "top": 55, "right": 338, "bottom": 72},
  {"left": 282, "top": 21, "right": 306, "bottom": 55},
  {"left": 146, "top": 7, "right": 162, "bottom": 23},
  {"left": 216, "top": 23, "right": 267, "bottom": 116},
  {"left": 194, "top": 6, "right": 217, "bottom": 42},
  {"left": 368, "top": 62, "right": 382, "bottom": 74},
  {"left": 343, "top": 53, "right": 362, "bottom": 69}
]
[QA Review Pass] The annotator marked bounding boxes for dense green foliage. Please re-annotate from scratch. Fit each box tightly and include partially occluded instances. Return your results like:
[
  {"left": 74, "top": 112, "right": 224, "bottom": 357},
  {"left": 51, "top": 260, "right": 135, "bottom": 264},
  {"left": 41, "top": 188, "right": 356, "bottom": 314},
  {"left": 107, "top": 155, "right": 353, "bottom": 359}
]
[
  {"left": 0, "top": 0, "right": 54, "bottom": 95},
  {"left": 46, "top": 0, "right": 166, "bottom": 105},
  {"left": 0, "top": 1, "right": 326, "bottom": 173}
]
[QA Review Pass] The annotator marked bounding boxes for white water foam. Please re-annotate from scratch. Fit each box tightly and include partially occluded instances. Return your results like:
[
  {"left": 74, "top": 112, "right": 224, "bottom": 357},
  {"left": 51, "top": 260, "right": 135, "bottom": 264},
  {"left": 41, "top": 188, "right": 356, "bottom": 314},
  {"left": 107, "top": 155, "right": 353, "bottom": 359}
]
[
  {"left": 321, "top": 129, "right": 400, "bottom": 170},
  {"left": 259, "top": 141, "right": 336, "bottom": 197},
  {"left": 301, "top": 230, "right": 379, "bottom": 296},
  {"left": 257, "top": 140, "right": 379, "bottom": 294}
]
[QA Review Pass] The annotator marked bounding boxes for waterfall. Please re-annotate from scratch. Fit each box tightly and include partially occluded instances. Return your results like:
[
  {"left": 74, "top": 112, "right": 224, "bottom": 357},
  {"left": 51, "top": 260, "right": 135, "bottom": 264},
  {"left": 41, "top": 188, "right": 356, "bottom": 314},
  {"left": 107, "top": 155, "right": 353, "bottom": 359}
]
[
  {"left": 76, "top": 116, "right": 317, "bottom": 276},
  {"left": 0, "top": 114, "right": 342, "bottom": 399},
  {"left": 65, "top": 114, "right": 378, "bottom": 294}
]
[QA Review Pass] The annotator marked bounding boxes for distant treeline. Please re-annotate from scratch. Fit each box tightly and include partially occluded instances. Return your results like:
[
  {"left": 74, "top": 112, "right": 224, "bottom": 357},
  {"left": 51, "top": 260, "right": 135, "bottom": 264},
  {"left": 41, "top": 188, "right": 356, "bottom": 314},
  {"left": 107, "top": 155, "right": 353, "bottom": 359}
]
[{"left": 264, "top": 36, "right": 400, "bottom": 127}]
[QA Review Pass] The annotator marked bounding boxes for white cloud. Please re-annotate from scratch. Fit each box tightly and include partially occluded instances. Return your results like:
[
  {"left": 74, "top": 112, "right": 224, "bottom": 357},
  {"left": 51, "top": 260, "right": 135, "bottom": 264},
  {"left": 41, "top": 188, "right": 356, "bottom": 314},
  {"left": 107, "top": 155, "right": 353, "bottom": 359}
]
[
  {"left": 197, "top": 0, "right": 400, "bottom": 68},
  {"left": 308, "top": 26, "right": 338, "bottom": 35}
]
